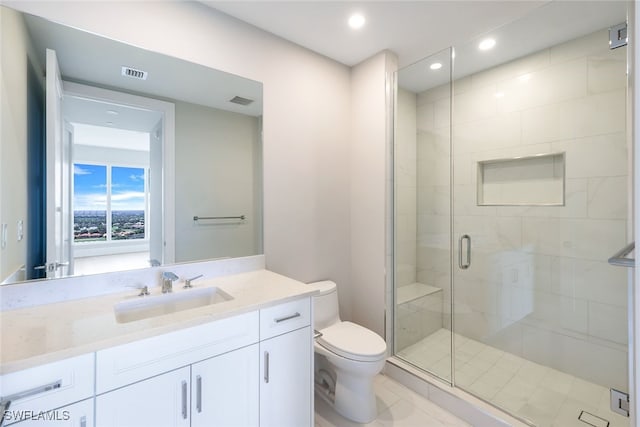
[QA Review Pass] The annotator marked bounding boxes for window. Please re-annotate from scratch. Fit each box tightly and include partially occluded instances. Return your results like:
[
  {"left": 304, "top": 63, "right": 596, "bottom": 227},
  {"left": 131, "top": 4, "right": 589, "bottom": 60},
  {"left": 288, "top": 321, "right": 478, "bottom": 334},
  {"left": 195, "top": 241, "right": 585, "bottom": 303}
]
[{"left": 73, "top": 163, "right": 147, "bottom": 243}]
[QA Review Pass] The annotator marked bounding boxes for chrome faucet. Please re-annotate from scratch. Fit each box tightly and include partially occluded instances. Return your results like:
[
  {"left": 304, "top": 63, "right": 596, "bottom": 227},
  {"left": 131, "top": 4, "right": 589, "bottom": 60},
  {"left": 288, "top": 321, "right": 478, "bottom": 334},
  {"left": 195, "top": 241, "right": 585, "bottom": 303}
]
[{"left": 162, "top": 271, "right": 179, "bottom": 293}]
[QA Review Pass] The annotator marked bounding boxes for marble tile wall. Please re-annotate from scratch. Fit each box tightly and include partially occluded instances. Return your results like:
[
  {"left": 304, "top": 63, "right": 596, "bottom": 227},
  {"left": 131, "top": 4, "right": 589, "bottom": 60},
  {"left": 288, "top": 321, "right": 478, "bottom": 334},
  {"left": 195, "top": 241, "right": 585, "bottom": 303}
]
[
  {"left": 414, "top": 28, "right": 628, "bottom": 390},
  {"left": 395, "top": 88, "right": 418, "bottom": 289},
  {"left": 396, "top": 291, "right": 444, "bottom": 350}
]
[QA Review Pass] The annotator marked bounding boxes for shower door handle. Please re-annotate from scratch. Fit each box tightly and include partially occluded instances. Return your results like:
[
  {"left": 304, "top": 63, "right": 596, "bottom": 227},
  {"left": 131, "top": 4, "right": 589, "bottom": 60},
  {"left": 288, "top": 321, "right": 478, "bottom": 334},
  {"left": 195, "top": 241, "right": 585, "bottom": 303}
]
[{"left": 458, "top": 235, "right": 471, "bottom": 269}]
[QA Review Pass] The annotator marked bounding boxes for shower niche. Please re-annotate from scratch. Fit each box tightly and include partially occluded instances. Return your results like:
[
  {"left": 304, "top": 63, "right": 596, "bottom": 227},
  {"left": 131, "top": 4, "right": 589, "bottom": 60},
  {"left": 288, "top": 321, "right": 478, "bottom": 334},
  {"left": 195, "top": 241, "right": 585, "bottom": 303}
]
[{"left": 476, "top": 152, "right": 565, "bottom": 206}]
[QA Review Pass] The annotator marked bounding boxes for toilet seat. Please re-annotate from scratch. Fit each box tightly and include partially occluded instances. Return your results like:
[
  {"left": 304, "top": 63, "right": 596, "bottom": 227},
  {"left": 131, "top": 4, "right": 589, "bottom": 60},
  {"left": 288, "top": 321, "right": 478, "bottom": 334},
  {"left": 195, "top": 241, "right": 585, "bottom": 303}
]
[{"left": 317, "top": 321, "right": 386, "bottom": 362}]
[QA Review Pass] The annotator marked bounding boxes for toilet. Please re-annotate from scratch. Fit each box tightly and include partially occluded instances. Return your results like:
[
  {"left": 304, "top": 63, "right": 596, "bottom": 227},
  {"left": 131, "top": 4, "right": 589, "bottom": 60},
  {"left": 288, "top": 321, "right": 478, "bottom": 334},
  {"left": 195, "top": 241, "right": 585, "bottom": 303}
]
[{"left": 309, "top": 280, "right": 387, "bottom": 423}]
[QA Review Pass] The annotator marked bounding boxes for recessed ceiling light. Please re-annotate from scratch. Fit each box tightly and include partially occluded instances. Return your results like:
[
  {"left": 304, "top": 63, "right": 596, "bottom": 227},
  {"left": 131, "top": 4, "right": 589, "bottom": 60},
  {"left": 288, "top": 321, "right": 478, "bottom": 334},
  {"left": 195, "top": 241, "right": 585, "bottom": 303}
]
[
  {"left": 106, "top": 110, "right": 119, "bottom": 115},
  {"left": 430, "top": 62, "right": 443, "bottom": 70},
  {"left": 348, "top": 14, "right": 365, "bottom": 29},
  {"left": 478, "top": 38, "right": 496, "bottom": 51}
]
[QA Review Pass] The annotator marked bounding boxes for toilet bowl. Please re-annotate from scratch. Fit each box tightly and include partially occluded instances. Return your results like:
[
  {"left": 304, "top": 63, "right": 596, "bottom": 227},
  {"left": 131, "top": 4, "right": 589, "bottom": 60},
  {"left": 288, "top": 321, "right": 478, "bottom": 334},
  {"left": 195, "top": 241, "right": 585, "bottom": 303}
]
[{"left": 309, "top": 281, "right": 387, "bottom": 423}]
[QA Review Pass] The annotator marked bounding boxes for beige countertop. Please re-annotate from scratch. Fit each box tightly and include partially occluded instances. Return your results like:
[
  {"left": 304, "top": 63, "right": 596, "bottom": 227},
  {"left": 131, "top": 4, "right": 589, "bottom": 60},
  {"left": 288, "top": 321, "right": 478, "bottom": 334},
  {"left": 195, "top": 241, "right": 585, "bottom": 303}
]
[{"left": 0, "top": 269, "right": 316, "bottom": 375}]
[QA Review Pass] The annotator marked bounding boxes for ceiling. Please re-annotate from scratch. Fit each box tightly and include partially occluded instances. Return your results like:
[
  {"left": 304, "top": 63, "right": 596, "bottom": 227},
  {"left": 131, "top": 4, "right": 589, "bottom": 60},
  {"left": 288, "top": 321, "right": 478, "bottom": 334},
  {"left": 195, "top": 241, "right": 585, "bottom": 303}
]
[
  {"left": 203, "top": 0, "right": 550, "bottom": 68},
  {"left": 398, "top": 0, "right": 628, "bottom": 93},
  {"left": 24, "top": 13, "right": 264, "bottom": 118},
  {"left": 202, "top": 1, "right": 628, "bottom": 94}
]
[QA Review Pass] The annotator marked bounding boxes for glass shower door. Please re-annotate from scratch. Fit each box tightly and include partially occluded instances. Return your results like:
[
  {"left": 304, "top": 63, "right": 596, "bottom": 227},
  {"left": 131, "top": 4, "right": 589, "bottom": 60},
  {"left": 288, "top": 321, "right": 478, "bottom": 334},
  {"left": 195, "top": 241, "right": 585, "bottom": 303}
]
[
  {"left": 451, "top": 2, "right": 630, "bottom": 426},
  {"left": 394, "top": 48, "right": 453, "bottom": 383}
]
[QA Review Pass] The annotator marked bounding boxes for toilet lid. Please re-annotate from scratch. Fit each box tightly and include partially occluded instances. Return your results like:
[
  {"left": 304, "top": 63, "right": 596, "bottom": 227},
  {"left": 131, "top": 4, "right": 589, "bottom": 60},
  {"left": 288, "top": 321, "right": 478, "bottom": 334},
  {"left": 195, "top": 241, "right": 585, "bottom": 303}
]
[{"left": 318, "top": 321, "right": 386, "bottom": 362}]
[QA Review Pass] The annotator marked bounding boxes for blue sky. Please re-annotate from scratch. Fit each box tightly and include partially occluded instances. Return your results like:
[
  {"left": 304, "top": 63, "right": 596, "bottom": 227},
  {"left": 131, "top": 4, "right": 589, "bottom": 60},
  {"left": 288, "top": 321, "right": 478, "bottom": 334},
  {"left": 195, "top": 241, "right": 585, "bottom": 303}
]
[{"left": 74, "top": 164, "right": 145, "bottom": 211}]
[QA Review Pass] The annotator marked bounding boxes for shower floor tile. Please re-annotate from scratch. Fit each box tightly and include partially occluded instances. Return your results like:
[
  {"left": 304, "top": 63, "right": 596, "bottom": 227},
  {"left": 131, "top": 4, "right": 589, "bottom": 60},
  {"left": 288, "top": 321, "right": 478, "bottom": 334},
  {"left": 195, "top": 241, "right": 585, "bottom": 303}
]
[{"left": 397, "top": 329, "right": 629, "bottom": 427}]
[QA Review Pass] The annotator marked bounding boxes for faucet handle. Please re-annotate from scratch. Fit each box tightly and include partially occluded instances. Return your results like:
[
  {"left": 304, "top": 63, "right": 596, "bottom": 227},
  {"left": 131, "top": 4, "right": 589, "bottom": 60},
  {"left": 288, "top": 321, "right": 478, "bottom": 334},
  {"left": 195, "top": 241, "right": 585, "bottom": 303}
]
[
  {"left": 184, "top": 274, "right": 204, "bottom": 289},
  {"left": 127, "top": 284, "right": 150, "bottom": 296}
]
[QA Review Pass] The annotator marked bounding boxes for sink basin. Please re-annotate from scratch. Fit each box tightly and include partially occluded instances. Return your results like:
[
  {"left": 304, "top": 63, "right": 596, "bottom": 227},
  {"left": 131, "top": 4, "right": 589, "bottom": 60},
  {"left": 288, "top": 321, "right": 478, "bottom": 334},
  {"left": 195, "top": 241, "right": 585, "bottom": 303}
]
[{"left": 114, "top": 287, "right": 233, "bottom": 323}]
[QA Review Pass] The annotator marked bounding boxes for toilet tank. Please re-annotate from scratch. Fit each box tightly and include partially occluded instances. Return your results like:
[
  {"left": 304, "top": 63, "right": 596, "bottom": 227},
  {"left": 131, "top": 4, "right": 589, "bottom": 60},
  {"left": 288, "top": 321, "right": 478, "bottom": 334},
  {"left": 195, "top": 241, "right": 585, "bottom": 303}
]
[{"left": 308, "top": 281, "right": 340, "bottom": 330}]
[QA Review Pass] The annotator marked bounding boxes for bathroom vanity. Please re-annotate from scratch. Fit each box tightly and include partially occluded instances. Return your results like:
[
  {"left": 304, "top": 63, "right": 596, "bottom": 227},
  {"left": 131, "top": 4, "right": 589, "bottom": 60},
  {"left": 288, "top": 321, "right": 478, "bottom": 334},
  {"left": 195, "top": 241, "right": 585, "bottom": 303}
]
[{"left": 0, "top": 269, "right": 315, "bottom": 427}]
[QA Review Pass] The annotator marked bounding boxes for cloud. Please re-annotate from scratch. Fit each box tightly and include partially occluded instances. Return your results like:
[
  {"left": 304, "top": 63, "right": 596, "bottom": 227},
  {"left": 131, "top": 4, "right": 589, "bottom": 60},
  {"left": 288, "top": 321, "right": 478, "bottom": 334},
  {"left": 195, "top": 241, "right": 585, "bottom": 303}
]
[
  {"left": 129, "top": 174, "right": 145, "bottom": 182},
  {"left": 74, "top": 165, "right": 92, "bottom": 175},
  {"left": 74, "top": 191, "right": 145, "bottom": 211},
  {"left": 111, "top": 191, "right": 145, "bottom": 202},
  {"left": 73, "top": 193, "right": 107, "bottom": 211}
]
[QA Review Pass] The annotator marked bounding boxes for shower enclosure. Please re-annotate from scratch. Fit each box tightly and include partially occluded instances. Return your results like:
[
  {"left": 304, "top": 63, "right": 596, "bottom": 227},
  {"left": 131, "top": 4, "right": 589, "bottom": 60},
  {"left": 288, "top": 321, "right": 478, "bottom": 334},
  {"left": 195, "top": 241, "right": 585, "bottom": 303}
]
[{"left": 392, "top": 2, "right": 631, "bottom": 426}]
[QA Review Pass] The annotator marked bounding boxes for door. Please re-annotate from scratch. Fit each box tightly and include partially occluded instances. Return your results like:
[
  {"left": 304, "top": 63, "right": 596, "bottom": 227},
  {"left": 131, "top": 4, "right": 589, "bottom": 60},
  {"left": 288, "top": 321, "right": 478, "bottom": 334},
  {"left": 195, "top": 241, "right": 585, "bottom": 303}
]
[
  {"left": 259, "top": 327, "right": 312, "bottom": 427},
  {"left": 449, "top": 5, "right": 630, "bottom": 427},
  {"left": 44, "top": 49, "right": 72, "bottom": 278},
  {"left": 61, "top": 122, "right": 74, "bottom": 276},
  {"left": 149, "top": 119, "right": 163, "bottom": 267},
  {"left": 95, "top": 366, "right": 190, "bottom": 427},
  {"left": 25, "top": 59, "right": 46, "bottom": 280},
  {"left": 191, "top": 344, "right": 259, "bottom": 427}
]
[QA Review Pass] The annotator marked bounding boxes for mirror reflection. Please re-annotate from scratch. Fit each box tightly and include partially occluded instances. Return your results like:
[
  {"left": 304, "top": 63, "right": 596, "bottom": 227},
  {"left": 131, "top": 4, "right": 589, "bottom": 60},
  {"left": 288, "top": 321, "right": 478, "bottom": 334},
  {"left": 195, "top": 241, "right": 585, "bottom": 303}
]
[{"left": 0, "top": 6, "right": 263, "bottom": 284}]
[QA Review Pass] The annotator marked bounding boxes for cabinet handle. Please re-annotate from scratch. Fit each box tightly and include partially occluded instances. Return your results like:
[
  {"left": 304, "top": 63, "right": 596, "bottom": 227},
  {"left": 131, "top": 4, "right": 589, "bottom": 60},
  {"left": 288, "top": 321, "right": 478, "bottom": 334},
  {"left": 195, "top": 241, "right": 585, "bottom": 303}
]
[
  {"left": 0, "top": 378, "right": 62, "bottom": 422},
  {"left": 0, "top": 401, "right": 10, "bottom": 427},
  {"left": 0, "top": 379, "right": 62, "bottom": 404},
  {"left": 181, "top": 380, "right": 188, "bottom": 420},
  {"left": 80, "top": 416, "right": 86, "bottom": 427},
  {"left": 264, "top": 351, "right": 270, "bottom": 383},
  {"left": 274, "top": 312, "right": 301, "bottom": 323},
  {"left": 196, "top": 375, "right": 202, "bottom": 413}
]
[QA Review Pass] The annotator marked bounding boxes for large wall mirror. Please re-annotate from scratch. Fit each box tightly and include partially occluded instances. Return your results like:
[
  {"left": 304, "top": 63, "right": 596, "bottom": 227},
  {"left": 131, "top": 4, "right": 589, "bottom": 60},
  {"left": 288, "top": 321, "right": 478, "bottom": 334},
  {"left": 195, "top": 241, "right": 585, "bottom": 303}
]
[{"left": 0, "top": 5, "right": 263, "bottom": 285}]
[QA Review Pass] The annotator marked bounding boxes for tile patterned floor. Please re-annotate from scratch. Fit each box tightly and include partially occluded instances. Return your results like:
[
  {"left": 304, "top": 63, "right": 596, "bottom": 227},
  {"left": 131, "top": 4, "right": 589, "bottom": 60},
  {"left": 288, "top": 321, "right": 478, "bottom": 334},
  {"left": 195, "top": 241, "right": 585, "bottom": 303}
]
[
  {"left": 398, "top": 329, "right": 629, "bottom": 427},
  {"left": 314, "top": 374, "right": 471, "bottom": 427}
]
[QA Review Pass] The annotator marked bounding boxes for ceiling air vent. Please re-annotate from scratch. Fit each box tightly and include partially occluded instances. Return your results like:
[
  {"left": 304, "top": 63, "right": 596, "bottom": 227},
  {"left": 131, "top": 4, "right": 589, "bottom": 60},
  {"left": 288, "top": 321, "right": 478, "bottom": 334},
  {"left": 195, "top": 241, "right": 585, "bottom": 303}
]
[
  {"left": 121, "top": 66, "right": 148, "bottom": 80},
  {"left": 229, "top": 96, "right": 254, "bottom": 106}
]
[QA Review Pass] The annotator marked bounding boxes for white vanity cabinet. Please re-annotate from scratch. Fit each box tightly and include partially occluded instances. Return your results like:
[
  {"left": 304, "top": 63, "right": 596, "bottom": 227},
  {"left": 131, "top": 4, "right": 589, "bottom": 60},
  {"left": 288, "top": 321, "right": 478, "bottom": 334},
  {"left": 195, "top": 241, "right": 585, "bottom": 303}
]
[
  {"left": 0, "top": 354, "right": 94, "bottom": 426},
  {"left": 191, "top": 344, "right": 259, "bottom": 427},
  {"left": 1, "top": 294, "right": 313, "bottom": 427},
  {"left": 94, "top": 311, "right": 259, "bottom": 427},
  {"left": 95, "top": 345, "right": 262, "bottom": 427},
  {"left": 95, "top": 367, "right": 190, "bottom": 427},
  {"left": 259, "top": 299, "right": 313, "bottom": 427}
]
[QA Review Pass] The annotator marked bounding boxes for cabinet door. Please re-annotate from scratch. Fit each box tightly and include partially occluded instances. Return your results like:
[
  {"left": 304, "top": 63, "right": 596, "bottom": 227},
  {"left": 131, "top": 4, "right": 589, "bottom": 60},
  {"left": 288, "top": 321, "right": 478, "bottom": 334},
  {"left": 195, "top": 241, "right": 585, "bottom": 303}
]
[
  {"left": 95, "top": 367, "right": 190, "bottom": 427},
  {"left": 259, "top": 327, "right": 312, "bottom": 427},
  {"left": 7, "top": 398, "right": 94, "bottom": 427},
  {"left": 191, "top": 344, "right": 259, "bottom": 427}
]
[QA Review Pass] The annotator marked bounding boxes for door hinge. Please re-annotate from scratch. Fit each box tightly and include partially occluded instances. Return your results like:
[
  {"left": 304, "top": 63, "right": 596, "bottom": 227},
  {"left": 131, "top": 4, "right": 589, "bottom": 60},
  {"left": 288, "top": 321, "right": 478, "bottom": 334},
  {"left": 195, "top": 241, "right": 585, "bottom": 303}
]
[
  {"left": 610, "top": 388, "right": 630, "bottom": 417},
  {"left": 609, "top": 23, "right": 627, "bottom": 49}
]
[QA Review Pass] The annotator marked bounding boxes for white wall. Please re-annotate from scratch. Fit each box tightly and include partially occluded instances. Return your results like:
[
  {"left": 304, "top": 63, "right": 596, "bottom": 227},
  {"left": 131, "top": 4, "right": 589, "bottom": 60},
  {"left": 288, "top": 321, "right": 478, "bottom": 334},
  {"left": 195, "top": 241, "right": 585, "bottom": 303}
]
[
  {"left": 73, "top": 145, "right": 149, "bottom": 166},
  {"left": 9, "top": 1, "right": 355, "bottom": 318},
  {"left": 0, "top": 7, "right": 39, "bottom": 282},
  {"left": 350, "top": 50, "right": 397, "bottom": 337},
  {"left": 174, "top": 101, "right": 261, "bottom": 262}
]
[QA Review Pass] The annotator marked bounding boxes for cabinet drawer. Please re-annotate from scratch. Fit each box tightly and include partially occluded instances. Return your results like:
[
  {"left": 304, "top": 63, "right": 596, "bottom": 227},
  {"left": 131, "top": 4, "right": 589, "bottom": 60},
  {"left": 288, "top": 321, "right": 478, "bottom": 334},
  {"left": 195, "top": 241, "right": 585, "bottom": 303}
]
[
  {"left": 0, "top": 353, "right": 94, "bottom": 424},
  {"left": 260, "top": 298, "right": 310, "bottom": 340},
  {"left": 5, "top": 398, "right": 94, "bottom": 427},
  {"left": 96, "top": 311, "right": 258, "bottom": 394}
]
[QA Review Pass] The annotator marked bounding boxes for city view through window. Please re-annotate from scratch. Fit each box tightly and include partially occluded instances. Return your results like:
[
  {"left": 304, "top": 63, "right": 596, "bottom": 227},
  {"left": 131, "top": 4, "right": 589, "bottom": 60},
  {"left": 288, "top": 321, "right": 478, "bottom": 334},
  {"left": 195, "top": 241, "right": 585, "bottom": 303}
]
[{"left": 74, "top": 164, "right": 146, "bottom": 242}]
